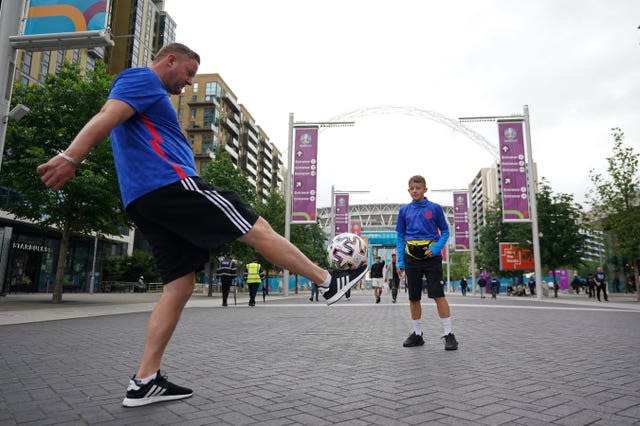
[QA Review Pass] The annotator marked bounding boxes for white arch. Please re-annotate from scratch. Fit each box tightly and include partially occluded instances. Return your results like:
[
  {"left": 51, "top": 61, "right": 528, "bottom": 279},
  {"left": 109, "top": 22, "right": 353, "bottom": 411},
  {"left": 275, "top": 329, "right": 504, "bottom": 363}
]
[{"left": 325, "top": 105, "right": 498, "bottom": 159}]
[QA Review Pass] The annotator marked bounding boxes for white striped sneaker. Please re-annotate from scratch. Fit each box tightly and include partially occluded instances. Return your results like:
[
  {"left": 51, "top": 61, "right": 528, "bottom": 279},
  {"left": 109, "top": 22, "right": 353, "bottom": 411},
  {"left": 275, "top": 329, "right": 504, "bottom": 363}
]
[
  {"left": 122, "top": 370, "right": 192, "bottom": 407},
  {"left": 323, "top": 264, "right": 368, "bottom": 306}
]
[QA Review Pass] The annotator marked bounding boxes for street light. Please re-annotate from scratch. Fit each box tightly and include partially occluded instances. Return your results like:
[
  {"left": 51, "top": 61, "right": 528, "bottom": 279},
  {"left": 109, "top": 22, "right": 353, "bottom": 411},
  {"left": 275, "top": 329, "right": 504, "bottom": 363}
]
[
  {"left": 459, "top": 105, "right": 543, "bottom": 300},
  {"left": 282, "top": 113, "right": 354, "bottom": 296}
]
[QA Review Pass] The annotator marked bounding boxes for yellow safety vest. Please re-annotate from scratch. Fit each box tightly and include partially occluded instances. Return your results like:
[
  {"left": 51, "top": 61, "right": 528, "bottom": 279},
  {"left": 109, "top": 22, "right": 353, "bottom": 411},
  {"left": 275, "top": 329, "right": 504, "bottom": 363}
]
[{"left": 246, "top": 263, "right": 262, "bottom": 283}]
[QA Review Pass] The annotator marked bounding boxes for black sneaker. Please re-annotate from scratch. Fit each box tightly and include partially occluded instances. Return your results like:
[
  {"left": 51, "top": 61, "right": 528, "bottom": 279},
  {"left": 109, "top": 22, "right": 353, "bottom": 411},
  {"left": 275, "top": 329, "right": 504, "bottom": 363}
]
[
  {"left": 122, "top": 370, "right": 193, "bottom": 407},
  {"left": 402, "top": 332, "right": 425, "bottom": 347},
  {"left": 323, "top": 264, "right": 368, "bottom": 306},
  {"left": 442, "top": 333, "right": 459, "bottom": 351}
]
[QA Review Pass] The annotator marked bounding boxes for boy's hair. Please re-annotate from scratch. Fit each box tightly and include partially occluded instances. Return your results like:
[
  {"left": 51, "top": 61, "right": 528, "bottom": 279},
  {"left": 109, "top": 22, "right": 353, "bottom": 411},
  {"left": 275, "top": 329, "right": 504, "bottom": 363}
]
[
  {"left": 408, "top": 175, "right": 426, "bottom": 186},
  {"left": 154, "top": 42, "right": 201, "bottom": 64}
]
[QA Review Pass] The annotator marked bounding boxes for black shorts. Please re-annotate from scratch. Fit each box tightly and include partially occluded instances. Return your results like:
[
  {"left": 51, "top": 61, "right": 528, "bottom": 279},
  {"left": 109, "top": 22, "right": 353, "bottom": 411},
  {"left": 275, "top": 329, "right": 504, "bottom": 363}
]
[
  {"left": 126, "top": 177, "right": 259, "bottom": 284},
  {"left": 404, "top": 254, "right": 445, "bottom": 301}
]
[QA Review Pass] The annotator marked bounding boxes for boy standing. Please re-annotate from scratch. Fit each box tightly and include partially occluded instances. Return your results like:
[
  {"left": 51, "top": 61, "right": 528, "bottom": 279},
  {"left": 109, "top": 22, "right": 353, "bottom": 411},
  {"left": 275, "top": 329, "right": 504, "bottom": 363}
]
[{"left": 396, "top": 175, "right": 458, "bottom": 350}]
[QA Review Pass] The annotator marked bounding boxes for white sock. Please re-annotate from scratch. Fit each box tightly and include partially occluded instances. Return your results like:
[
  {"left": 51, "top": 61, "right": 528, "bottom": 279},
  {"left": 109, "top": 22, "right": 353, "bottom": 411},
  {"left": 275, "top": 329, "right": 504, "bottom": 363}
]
[
  {"left": 134, "top": 371, "right": 157, "bottom": 385},
  {"left": 441, "top": 317, "right": 453, "bottom": 336},
  {"left": 412, "top": 319, "right": 422, "bottom": 335},
  {"left": 319, "top": 273, "right": 331, "bottom": 288}
]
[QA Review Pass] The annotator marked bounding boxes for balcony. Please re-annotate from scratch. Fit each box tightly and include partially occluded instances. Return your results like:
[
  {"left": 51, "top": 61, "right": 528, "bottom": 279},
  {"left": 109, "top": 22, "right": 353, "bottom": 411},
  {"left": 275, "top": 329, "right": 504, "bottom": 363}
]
[
  {"left": 186, "top": 121, "right": 215, "bottom": 132},
  {"left": 187, "top": 95, "right": 219, "bottom": 106},
  {"left": 195, "top": 143, "right": 217, "bottom": 158},
  {"left": 224, "top": 144, "right": 238, "bottom": 160},
  {"left": 222, "top": 92, "right": 240, "bottom": 113},
  {"left": 221, "top": 117, "right": 239, "bottom": 137}
]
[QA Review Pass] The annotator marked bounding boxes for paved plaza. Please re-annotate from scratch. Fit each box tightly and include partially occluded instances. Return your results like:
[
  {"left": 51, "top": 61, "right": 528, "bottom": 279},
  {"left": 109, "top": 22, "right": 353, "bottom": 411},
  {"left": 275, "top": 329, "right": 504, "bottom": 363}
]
[{"left": 1, "top": 290, "right": 639, "bottom": 425}]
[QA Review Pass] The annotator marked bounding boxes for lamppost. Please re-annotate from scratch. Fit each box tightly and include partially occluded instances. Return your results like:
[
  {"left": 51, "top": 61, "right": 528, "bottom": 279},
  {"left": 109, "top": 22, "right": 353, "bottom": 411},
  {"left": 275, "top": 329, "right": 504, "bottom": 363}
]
[
  {"left": 459, "top": 105, "right": 543, "bottom": 299},
  {"left": 282, "top": 113, "right": 354, "bottom": 296},
  {"left": 431, "top": 188, "right": 470, "bottom": 293}
]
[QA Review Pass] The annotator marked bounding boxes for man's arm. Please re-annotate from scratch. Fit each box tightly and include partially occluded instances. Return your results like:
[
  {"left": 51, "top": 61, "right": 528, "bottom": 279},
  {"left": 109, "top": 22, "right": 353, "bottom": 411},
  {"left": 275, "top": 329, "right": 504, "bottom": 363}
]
[{"left": 37, "top": 99, "right": 135, "bottom": 190}]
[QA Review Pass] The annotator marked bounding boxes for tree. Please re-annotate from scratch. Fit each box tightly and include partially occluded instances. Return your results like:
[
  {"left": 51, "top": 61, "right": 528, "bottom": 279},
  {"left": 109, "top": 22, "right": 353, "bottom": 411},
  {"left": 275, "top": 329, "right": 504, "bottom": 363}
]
[
  {"left": 536, "top": 179, "right": 587, "bottom": 285},
  {"left": 449, "top": 251, "right": 471, "bottom": 280},
  {"left": 1, "top": 62, "right": 129, "bottom": 303},
  {"left": 588, "top": 128, "right": 640, "bottom": 300},
  {"left": 475, "top": 199, "right": 530, "bottom": 276}
]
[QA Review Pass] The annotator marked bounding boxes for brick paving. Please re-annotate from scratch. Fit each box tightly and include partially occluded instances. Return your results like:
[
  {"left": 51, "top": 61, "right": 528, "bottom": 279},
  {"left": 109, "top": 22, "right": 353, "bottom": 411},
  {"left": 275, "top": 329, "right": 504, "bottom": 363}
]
[{"left": 1, "top": 290, "right": 639, "bottom": 425}]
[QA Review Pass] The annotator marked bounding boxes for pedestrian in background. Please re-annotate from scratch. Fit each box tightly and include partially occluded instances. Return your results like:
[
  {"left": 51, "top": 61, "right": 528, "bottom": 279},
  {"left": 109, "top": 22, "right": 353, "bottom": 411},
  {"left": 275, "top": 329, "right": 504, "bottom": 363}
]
[
  {"left": 478, "top": 276, "right": 487, "bottom": 298},
  {"left": 371, "top": 256, "right": 385, "bottom": 304},
  {"left": 396, "top": 175, "right": 458, "bottom": 351},
  {"left": 459, "top": 277, "right": 468, "bottom": 296},
  {"left": 587, "top": 274, "right": 596, "bottom": 298},
  {"left": 36, "top": 42, "right": 367, "bottom": 408},
  {"left": 216, "top": 255, "right": 236, "bottom": 307},
  {"left": 595, "top": 266, "right": 608, "bottom": 302},
  {"left": 385, "top": 253, "right": 401, "bottom": 303},
  {"left": 490, "top": 277, "right": 499, "bottom": 299},
  {"left": 309, "top": 283, "right": 319, "bottom": 302},
  {"left": 244, "top": 259, "right": 264, "bottom": 307}
]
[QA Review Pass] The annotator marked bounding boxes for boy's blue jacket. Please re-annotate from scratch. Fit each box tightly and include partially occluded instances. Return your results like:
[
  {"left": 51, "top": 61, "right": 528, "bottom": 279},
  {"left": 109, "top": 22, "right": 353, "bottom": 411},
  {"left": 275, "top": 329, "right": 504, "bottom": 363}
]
[{"left": 395, "top": 197, "right": 449, "bottom": 269}]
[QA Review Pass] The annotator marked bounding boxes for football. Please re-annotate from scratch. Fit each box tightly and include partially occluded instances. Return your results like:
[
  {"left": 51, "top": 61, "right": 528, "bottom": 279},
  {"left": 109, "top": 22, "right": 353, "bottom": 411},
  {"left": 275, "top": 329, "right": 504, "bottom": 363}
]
[{"left": 327, "top": 232, "right": 368, "bottom": 270}]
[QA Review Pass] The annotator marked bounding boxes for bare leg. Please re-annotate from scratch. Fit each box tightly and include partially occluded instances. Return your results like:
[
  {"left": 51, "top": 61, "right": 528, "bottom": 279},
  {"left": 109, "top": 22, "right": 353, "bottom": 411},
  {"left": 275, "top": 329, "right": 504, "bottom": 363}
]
[
  {"left": 239, "top": 217, "right": 329, "bottom": 284},
  {"left": 136, "top": 273, "right": 195, "bottom": 378},
  {"left": 409, "top": 299, "right": 421, "bottom": 320},
  {"left": 434, "top": 296, "right": 450, "bottom": 318}
]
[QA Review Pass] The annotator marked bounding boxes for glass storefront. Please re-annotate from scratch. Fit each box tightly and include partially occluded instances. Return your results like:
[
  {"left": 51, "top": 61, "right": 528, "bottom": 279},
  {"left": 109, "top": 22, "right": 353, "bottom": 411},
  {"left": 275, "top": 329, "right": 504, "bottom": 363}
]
[{"left": 1, "top": 222, "right": 128, "bottom": 293}]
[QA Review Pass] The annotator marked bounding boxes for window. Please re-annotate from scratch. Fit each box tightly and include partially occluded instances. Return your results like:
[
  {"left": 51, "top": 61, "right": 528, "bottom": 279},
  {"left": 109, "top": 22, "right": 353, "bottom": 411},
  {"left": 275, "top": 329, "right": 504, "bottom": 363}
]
[
  {"left": 55, "top": 50, "right": 64, "bottom": 72},
  {"left": 192, "top": 82, "right": 198, "bottom": 94},
  {"left": 21, "top": 51, "right": 32, "bottom": 75},
  {"left": 205, "top": 81, "right": 220, "bottom": 98},
  {"left": 203, "top": 107, "right": 215, "bottom": 127},
  {"left": 39, "top": 51, "right": 51, "bottom": 83}
]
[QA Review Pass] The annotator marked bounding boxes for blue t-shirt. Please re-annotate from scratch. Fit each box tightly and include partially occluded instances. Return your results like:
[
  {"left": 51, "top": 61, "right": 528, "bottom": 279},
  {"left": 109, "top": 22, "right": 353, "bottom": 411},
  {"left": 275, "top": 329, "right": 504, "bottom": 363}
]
[
  {"left": 108, "top": 67, "right": 197, "bottom": 207},
  {"left": 395, "top": 197, "right": 449, "bottom": 268}
]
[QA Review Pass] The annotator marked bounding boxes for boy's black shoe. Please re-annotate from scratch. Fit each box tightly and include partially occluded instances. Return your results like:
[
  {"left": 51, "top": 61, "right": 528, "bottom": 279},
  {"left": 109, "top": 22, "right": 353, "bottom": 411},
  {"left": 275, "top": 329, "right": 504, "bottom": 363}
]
[
  {"left": 323, "top": 264, "right": 368, "bottom": 306},
  {"left": 122, "top": 371, "right": 192, "bottom": 407},
  {"left": 442, "top": 333, "right": 459, "bottom": 350},
  {"left": 402, "top": 332, "right": 425, "bottom": 347}
]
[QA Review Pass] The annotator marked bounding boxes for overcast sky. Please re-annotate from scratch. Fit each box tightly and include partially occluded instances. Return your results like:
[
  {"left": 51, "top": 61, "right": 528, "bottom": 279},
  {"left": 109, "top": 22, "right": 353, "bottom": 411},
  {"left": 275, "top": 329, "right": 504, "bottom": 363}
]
[{"left": 163, "top": 0, "right": 640, "bottom": 209}]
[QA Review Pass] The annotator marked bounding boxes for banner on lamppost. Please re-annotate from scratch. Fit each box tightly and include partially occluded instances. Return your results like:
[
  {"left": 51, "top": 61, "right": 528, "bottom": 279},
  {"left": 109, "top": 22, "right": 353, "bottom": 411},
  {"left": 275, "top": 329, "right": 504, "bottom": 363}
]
[
  {"left": 453, "top": 191, "right": 470, "bottom": 251},
  {"left": 291, "top": 127, "right": 318, "bottom": 223},
  {"left": 24, "top": 0, "right": 109, "bottom": 34},
  {"left": 9, "top": 0, "right": 113, "bottom": 51},
  {"left": 498, "top": 120, "right": 531, "bottom": 222},
  {"left": 334, "top": 193, "right": 349, "bottom": 236}
]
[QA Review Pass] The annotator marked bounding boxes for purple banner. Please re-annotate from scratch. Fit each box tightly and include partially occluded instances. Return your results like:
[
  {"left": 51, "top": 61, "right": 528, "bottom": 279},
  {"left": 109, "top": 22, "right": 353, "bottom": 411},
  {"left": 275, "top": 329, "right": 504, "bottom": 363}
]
[
  {"left": 453, "top": 191, "right": 470, "bottom": 251},
  {"left": 334, "top": 193, "right": 349, "bottom": 236},
  {"left": 292, "top": 127, "right": 319, "bottom": 223},
  {"left": 498, "top": 121, "right": 531, "bottom": 222}
]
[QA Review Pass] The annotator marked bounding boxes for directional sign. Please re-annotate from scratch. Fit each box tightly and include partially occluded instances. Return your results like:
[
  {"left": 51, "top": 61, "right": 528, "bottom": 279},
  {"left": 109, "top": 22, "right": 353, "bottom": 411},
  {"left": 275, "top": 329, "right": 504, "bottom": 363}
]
[
  {"left": 292, "top": 128, "right": 318, "bottom": 223},
  {"left": 498, "top": 120, "right": 531, "bottom": 222},
  {"left": 499, "top": 243, "right": 534, "bottom": 271},
  {"left": 452, "top": 191, "right": 470, "bottom": 251}
]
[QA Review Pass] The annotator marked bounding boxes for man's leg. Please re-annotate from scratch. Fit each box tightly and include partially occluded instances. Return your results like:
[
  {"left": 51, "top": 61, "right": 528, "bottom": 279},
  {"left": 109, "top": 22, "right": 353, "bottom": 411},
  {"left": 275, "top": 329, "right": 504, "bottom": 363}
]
[
  {"left": 221, "top": 280, "right": 230, "bottom": 305},
  {"left": 239, "top": 217, "right": 327, "bottom": 284},
  {"left": 136, "top": 273, "right": 195, "bottom": 379}
]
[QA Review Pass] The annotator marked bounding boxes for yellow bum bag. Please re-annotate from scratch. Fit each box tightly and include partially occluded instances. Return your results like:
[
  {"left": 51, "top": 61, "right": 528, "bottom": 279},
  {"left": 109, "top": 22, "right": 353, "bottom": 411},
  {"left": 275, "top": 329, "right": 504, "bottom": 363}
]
[{"left": 405, "top": 240, "right": 436, "bottom": 260}]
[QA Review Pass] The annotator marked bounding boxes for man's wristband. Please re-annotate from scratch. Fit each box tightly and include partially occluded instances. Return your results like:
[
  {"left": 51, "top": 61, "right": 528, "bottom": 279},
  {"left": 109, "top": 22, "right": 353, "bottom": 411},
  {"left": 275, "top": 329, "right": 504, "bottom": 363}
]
[{"left": 57, "top": 152, "right": 82, "bottom": 167}]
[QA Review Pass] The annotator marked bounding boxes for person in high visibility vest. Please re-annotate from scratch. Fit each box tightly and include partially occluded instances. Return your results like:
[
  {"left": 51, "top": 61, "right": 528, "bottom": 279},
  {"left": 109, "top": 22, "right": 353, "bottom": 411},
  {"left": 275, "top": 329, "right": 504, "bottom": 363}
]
[{"left": 243, "top": 260, "right": 264, "bottom": 307}]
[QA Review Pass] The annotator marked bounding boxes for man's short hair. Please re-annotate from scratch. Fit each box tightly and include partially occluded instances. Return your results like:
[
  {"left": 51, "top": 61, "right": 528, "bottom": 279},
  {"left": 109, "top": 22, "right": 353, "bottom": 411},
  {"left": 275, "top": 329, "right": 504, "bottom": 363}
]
[
  {"left": 154, "top": 42, "right": 200, "bottom": 64},
  {"left": 408, "top": 175, "right": 426, "bottom": 186}
]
